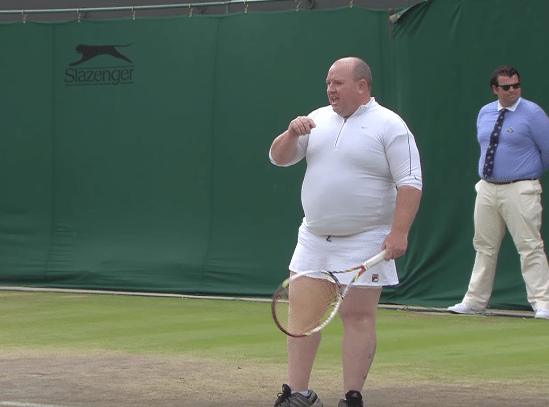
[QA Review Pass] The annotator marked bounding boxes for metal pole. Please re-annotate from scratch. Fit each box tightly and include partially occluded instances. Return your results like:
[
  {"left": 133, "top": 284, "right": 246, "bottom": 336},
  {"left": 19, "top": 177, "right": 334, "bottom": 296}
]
[{"left": 0, "top": 0, "right": 288, "bottom": 15}]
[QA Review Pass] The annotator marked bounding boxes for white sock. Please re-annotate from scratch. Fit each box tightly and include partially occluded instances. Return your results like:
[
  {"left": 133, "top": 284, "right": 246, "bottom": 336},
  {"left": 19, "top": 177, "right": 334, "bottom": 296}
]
[{"left": 292, "top": 390, "right": 312, "bottom": 397}]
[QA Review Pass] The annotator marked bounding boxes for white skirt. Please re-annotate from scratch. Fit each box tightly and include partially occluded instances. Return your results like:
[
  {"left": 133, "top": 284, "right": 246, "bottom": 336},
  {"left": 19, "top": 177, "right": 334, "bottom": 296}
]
[{"left": 288, "top": 224, "right": 399, "bottom": 287}]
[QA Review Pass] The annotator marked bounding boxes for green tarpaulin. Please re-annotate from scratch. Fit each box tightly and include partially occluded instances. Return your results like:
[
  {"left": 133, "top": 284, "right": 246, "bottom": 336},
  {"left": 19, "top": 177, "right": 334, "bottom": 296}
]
[{"left": 2, "top": 1, "right": 549, "bottom": 309}]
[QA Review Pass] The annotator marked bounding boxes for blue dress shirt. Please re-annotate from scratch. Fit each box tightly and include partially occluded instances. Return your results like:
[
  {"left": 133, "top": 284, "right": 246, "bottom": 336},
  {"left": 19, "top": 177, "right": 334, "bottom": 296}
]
[{"left": 477, "top": 97, "right": 549, "bottom": 182}]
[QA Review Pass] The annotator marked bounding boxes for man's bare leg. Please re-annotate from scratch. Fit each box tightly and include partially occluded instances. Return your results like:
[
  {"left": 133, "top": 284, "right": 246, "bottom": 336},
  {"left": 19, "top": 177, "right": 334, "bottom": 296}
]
[{"left": 339, "top": 287, "right": 382, "bottom": 393}]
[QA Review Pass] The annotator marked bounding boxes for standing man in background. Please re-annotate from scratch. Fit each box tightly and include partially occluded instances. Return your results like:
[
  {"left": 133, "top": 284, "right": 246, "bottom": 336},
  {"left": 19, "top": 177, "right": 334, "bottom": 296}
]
[
  {"left": 269, "top": 57, "right": 422, "bottom": 407},
  {"left": 448, "top": 65, "right": 549, "bottom": 320}
]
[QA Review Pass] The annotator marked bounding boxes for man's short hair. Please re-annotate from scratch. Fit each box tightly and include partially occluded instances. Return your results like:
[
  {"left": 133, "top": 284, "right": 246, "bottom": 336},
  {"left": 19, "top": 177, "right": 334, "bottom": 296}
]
[
  {"left": 490, "top": 65, "right": 520, "bottom": 88},
  {"left": 352, "top": 58, "right": 373, "bottom": 89}
]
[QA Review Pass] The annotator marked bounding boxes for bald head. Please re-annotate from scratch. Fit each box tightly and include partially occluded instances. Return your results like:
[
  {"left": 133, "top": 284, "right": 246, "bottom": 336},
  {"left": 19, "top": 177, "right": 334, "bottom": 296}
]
[
  {"left": 326, "top": 57, "right": 372, "bottom": 117},
  {"left": 332, "top": 57, "right": 372, "bottom": 89}
]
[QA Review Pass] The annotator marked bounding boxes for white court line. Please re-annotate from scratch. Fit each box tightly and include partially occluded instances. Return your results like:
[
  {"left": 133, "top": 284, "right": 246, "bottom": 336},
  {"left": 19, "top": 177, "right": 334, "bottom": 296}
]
[
  {"left": 0, "top": 286, "right": 271, "bottom": 303},
  {"left": 0, "top": 285, "right": 534, "bottom": 317},
  {"left": 0, "top": 403, "right": 66, "bottom": 407}
]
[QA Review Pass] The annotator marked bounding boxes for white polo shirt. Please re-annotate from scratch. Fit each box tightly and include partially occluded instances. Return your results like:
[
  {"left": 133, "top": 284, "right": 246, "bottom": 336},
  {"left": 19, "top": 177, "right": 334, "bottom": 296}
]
[{"left": 271, "top": 98, "right": 422, "bottom": 237}]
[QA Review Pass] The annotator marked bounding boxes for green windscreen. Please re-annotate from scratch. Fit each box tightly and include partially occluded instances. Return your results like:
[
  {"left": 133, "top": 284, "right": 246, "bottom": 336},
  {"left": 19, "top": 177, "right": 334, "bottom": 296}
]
[{"left": 1, "top": 1, "right": 548, "bottom": 310}]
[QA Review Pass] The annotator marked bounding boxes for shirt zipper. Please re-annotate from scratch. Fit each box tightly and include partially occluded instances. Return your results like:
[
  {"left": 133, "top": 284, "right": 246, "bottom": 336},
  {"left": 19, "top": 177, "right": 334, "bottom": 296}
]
[{"left": 334, "top": 118, "right": 347, "bottom": 148}]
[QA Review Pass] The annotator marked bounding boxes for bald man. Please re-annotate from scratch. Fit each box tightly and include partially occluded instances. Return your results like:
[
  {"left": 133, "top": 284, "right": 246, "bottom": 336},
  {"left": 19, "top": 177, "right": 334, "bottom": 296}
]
[{"left": 269, "top": 57, "right": 422, "bottom": 407}]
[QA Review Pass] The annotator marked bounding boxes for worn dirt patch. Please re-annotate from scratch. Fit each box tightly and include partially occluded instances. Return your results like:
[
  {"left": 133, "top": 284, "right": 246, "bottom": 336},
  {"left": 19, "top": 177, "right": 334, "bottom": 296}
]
[{"left": 0, "top": 350, "right": 547, "bottom": 407}]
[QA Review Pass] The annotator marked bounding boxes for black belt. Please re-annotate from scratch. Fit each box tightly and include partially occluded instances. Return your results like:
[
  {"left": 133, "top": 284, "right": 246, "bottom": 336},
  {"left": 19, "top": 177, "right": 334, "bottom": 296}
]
[{"left": 484, "top": 178, "right": 538, "bottom": 185}]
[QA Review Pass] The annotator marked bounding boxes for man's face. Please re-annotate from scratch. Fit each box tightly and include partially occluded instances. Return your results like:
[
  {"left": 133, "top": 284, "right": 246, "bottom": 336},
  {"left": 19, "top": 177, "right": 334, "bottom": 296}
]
[
  {"left": 326, "top": 61, "right": 366, "bottom": 118},
  {"left": 492, "top": 74, "right": 521, "bottom": 108}
]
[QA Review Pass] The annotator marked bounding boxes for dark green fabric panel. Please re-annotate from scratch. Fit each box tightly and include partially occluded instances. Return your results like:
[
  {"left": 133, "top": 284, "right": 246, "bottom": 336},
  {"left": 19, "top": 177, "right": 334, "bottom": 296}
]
[
  {"left": 390, "top": 0, "right": 549, "bottom": 309},
  {"left": 0, "top": 23, "right": 54, "bottom": 281},
  {"left": 51, "top": 18, "right": 219, "bottom": 292},
  {"left": 0, "top": 18, "right": 220, "bottom": 292}
]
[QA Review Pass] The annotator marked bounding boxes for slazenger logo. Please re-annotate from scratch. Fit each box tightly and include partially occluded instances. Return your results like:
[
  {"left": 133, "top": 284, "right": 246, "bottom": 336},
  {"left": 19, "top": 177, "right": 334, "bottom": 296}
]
[{"left": 64, "top": 43, "right": 135, "bottom": 86}]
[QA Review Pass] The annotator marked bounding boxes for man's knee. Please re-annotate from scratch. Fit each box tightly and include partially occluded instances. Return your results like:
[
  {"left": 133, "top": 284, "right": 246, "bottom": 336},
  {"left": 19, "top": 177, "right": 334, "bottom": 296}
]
[
  {"left": 515, "top": 237, "right": 545, "bottom": 253},
  {"left": 339, "top": 307, "right": 376, "bottom": 327}
]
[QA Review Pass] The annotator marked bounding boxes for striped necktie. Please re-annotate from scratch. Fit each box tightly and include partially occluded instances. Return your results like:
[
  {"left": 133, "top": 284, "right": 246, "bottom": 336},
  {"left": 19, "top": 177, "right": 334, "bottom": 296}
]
[{"left": 482, "top": 108, "right": 507, "bottom": 179}]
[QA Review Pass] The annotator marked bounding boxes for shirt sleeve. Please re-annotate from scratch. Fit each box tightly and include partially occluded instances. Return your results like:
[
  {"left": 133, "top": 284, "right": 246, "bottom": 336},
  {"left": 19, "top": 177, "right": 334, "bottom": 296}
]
[
  {"left": 385, "top": 117, "right": 423, "bottom": 190},
  {"left": 528, "top": 106, "right": 549, "bottom": 173}
]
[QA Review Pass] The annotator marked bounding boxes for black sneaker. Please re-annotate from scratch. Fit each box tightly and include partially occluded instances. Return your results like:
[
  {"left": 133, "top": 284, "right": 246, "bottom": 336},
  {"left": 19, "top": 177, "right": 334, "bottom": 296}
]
[
  {"left": 337, "top": 390, "right": 364, "bottom": 407},
  {"left": 273, "top": 384, "right": 324, "bottom": 406}
]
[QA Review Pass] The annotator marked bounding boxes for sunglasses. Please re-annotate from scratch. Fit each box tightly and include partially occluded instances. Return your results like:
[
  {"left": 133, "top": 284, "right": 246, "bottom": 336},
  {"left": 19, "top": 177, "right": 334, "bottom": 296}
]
[{"left": 497, "top": 82, "right": 521, "bottom": 91}]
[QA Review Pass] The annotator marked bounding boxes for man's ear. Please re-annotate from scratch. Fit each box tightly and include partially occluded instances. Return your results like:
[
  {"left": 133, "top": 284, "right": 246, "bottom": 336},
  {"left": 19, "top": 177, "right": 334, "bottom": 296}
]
[{"left": 358, "top": 78, "right": 369, "bottom": 93}]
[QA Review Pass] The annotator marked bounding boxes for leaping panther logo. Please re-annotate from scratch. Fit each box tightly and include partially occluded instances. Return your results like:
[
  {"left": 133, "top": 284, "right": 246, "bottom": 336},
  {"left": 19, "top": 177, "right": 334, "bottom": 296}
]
[{"left": 70, "top": 44, "right": 133, "bottom": 66}]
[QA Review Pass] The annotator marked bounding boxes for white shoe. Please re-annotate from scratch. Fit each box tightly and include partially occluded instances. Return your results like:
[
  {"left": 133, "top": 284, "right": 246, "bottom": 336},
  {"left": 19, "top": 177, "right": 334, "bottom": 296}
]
[
  {"left": 534, "top": 307, "right": 549, "bottom": 319},
  {"left": 447, "top": 303, "right": 484, "bottom": 315}
]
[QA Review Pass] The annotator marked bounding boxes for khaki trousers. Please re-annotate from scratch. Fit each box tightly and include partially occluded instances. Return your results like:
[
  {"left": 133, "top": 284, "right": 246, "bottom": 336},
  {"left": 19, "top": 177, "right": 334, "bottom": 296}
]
[{"left": 463, "top": 179, "right": 549, "bottom": 311}]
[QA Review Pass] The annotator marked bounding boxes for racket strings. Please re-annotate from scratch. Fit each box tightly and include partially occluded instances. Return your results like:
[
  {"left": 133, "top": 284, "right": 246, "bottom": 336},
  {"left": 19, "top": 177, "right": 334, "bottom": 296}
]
[
  {"left": 273, "top": 274, "right": 340, "bottom": 337},
  {"left": 272, "top": 251, "right": 387, "bottom": 337}
]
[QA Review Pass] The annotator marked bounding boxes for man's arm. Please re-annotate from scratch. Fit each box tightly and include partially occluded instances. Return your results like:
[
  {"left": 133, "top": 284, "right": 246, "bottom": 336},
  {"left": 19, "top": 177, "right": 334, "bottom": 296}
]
[
  {"left": 270, "top": 116, "right": 315, "bottom": 166},
  {"left": 382, "top": 185, "right": 422, "bottom": 260},
  {"left": 530, "top": 108, "right": 549, "bottom": 173}
]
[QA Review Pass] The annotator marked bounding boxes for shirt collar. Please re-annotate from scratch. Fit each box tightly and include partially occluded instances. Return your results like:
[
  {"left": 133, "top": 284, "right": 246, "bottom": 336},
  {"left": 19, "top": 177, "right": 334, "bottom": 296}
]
[
  {"left": 361, "top": 97, "right": 376, "bottom": 110},
  {"left": 498, "top": 97, "right": 521, "bottom": 112},
  {"left": 350, "top": 97, "right": 377, "bottom": 117}
]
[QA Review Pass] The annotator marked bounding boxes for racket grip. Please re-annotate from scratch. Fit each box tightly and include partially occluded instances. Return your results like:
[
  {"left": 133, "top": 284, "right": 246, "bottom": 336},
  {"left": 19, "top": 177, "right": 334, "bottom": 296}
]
[{"left": 363, "top": 249, "right": 387, "bottom": 269}]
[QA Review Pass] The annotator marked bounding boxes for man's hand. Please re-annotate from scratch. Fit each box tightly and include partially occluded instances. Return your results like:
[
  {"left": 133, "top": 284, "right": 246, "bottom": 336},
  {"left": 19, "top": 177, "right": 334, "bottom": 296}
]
[
  {"left": 381, "top": 231, "right": 408, "bottom": 260},
  {"left": 287, "top": 116, "right": 316, "bottom": 138},
  {"left": 270, "top": 116, "right": 316, "bottom": 165}
]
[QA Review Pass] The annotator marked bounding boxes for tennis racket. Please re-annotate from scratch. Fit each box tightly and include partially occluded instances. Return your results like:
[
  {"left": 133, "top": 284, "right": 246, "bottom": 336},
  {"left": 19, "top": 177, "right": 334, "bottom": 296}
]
[{"left": 271, "top": 250, "right": 387, "bottom": 338}]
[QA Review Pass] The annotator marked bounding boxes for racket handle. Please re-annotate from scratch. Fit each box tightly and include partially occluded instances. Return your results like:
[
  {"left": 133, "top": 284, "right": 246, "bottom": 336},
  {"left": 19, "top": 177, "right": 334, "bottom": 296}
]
[{"left": 363, "top": 249, "right": 387, "bottom": 269}]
